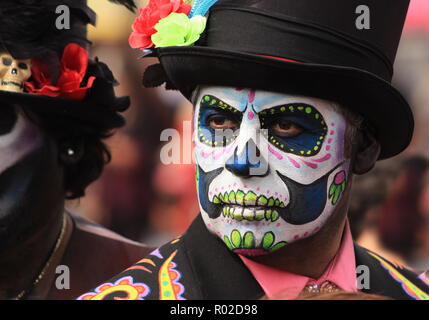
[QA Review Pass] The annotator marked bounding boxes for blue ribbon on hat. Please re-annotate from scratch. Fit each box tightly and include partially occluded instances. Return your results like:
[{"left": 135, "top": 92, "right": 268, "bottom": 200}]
[{"left": 189, "top": 0, "right": 218, "bottom": 17}]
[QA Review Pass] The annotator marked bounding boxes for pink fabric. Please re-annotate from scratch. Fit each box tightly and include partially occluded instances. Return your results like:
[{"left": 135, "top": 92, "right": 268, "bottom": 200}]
[{"left": 239, "top": 221, "right": 357, "bottom": 299}]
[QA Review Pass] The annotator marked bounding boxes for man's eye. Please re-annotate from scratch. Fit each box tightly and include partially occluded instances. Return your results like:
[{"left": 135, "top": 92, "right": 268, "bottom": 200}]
[
  {"left": 2, "top": 58, "right": 12, "bottom": 66},
  {"left": 208, "top": 115, "right": 239, "bottom": 130},
  {"left": 271, "top": 120, "right": 303, "bottom": 137}
]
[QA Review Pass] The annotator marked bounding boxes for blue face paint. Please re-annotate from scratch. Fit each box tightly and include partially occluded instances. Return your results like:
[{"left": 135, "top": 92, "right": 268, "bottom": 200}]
[
  {"left": 276, "top": 163, "right": 343, "bottom": 225},
  {"left": 259, "top": 103, "right": 328, "bottom": 157},
  {"left": 197, "top": 165, "right": 223, "bottom": 219}
]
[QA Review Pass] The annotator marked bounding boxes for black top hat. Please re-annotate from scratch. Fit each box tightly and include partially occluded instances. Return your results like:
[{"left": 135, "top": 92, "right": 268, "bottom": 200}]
[
  {"left": 0, "top": 0, "right": 136, "bottom": 130},
  {"left": 141, "top": 0, "right": 413, "bottom": 159}
]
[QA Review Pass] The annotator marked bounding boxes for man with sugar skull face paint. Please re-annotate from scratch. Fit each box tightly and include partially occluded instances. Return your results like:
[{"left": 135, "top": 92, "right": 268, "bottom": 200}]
[
  {"left": 79, "top": 0, "right": 429, "bottom": 300},
  {"left": 0, "top": 0, "right": 154, "bottom": 300},
  {"left": 194, "top": 87, "right": 353, "bottom": 256}
]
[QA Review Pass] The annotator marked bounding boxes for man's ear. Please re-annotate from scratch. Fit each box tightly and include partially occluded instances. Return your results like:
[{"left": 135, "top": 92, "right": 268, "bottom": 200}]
[
  {"left": 58, "top": 139, "right": 85, "bottom": 166},
  {"left": 352, "top": 128, "right": 381, "bottom": 175}
]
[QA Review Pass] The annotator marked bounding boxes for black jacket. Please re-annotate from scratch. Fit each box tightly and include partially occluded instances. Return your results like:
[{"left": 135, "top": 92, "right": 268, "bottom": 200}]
[{"left": 78, "top": 216, "right": 429, "bottom": 300}]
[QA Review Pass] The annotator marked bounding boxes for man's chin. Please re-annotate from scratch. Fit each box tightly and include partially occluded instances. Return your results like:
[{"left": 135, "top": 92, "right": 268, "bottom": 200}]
[
  {"left": 203, "top": 214, "right": 289, "bottom": 254},
  {"left": 233, "top": 248, "right": 272, "bottom": 256}
]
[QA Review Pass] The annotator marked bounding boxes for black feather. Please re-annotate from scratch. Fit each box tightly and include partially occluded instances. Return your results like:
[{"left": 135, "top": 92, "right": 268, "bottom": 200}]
[
  {"left": 107, "top": 0, "right": 137, "bottom": 12},
  {"left": 0, "top": 0, "right": 92, "bottom": 59},
  {"left": 143, "top": 63, "right": 167, "bottom": 88},
  {"left": 143, "top": 63, "right": 178, "bottom": 90},
  {"left": 0, "top": 1, "right": 55, "bottom": 58}
]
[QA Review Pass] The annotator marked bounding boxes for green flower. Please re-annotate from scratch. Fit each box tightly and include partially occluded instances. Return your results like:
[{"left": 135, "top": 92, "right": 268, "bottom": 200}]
[
  {"left": 223, "top": 229, "right": 287, "bottom": 252},
  {"left": 328, "top": 170, "right": 347, "bottom": 205},
  {"left": 151, "top": 13, "right": 206, "bottom": 48}
]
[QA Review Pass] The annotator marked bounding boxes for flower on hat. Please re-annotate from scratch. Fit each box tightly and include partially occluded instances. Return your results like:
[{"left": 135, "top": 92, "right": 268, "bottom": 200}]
[
  {"left": 25, "top": 43, "right": 96, "bottom": 100},
  {"left": 151, "top": 13, "right": 206, "bottom": 47},
  {"left": 129, "top": 0, "right": 207, "bottom": 50}
]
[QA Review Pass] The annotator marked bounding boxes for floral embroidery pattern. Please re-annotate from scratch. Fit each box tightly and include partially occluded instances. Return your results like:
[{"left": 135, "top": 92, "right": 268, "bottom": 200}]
[
  {"left": 78, "top": 276, "right": 150, "bottom": 300},
  {"left": 159, "top": 250, "right": 186, "bottom": 300},
  {"left": 369, "top": 252, "right": 429, "bottom": 300}
]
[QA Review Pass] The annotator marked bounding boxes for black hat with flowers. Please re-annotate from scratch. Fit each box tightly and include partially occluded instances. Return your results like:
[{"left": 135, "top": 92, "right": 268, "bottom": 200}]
[
  {"left": 0, "top": 0, "right": 136, "bottom": 130},
  {"left": 131, "top": 0, "right": 413, "bottom": 160}
]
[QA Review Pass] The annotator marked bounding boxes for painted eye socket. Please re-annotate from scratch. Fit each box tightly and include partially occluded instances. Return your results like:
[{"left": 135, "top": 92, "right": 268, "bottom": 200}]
[
  {"left": 271, "top": 119, "right": 303, "bottom": 137},
  {"left": 207, "top": 114, "right": 239, "bottom": 130},
  {"left": 2, "top": 58, "right": 12, "bottom": 66},
  {"left": 198, "top": 95, "right": 242, "bottom": 148},
  {"left": 260, "top": 104, "right": 328, "bottom": 157},
  {"left": 18, "top": 63, "right": 28, "bottom": 70}
]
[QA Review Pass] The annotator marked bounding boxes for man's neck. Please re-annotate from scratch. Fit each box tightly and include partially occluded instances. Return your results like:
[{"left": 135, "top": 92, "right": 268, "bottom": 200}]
[
  {"left": 0, "top": 210, "right": 64, "bottom": 299},
  {"left": 249, "top": 190, "right": 350, "bottom": 279}
]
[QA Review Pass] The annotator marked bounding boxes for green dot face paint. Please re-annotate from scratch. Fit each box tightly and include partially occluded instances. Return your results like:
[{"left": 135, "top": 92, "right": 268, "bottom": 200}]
[{"left": 194, "top": 86, "right": 351, "bottom": 256}]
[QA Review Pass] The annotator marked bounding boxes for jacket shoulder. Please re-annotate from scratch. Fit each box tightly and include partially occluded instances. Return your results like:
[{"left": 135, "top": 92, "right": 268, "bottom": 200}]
[
  {"left": 355, "top": 244, "right": 429, "bottom": 300},
  {"left": 66, "top": 213, "right": 153, "bottom": 263},
  {"left": 76, "top": 236, "right": 190, "bottom": 300}
]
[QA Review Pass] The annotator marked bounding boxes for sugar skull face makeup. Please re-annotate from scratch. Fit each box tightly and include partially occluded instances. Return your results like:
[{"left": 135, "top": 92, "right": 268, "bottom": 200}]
[{"left": 194, "top": 86, "right": 351, "bottom": 256}]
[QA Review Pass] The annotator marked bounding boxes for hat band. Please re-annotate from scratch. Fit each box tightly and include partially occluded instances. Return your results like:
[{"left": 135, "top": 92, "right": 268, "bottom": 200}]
[{"left": 203, "top": 7, "right": 393, "bottom": 81}]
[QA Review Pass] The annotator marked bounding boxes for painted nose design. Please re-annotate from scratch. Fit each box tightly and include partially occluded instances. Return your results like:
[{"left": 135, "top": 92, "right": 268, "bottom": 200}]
[
  {"left": 225, "top": 139, "right": 269, "bottom": 177},
  {"left": 11, "top": 68, "right": 18, "bottom": 75}
]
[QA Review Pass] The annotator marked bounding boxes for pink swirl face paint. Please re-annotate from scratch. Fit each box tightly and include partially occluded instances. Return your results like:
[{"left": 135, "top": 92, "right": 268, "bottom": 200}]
[{"left": 269, "top": 145, "right": 283, "bottom": 160}]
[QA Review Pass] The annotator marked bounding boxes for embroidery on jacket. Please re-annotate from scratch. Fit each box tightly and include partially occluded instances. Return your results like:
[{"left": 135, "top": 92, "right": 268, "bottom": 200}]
[
  {"left": 159, "top": 250, "right": 186, "bottom": 300},
  {"left": 368, "top": 252, "right": 429, "bottom": 300},
  {"left": 77, "top": 276, "right": 150, "bottom": 300}
]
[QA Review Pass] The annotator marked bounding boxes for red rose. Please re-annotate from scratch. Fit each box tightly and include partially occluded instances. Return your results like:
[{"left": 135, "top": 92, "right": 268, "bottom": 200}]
[
  {"left": 25, "top": 43, "right": 96, "bottom": 100},
  {"left": 129, "top": 0, "right": 192, "bottom": 50},
  {"left": 25, "top": 59, "right": 61, "bottom": 97},
  {"left": 57, "top": 43, "right": 96, "bottom": 100}
]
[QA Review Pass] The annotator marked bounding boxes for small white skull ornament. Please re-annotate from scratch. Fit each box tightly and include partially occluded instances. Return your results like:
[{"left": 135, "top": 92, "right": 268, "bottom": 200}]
[{"left": 0, "top": 53, "right": 31, "bottom": 93}]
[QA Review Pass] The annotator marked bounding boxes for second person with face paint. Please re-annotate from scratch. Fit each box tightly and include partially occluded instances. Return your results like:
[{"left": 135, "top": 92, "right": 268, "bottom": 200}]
[{"left": 0, "top": 0, "right": 154, "bottom": 300}]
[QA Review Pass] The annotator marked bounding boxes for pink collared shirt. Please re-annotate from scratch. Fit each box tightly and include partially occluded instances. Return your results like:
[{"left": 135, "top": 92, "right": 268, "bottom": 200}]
[{"left": 239, "top": 221, "right": 357, "bottom": 299}]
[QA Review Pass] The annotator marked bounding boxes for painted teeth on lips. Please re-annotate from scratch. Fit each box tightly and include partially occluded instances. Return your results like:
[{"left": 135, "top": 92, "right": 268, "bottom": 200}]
[
  {"left": 212, "top": 190, "right": 286, "bottom": 208},
  {"left": 221, "top": 206, "right": 280, "bottom": 222},
  {"left": 211, "top": 190, "right": 285, "bottom": 222}
]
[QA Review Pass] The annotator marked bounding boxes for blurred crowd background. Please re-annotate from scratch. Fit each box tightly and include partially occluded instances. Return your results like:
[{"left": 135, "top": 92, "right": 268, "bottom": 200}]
[{"left": 67, "top": 0, "right": 429, "bottom": 272}]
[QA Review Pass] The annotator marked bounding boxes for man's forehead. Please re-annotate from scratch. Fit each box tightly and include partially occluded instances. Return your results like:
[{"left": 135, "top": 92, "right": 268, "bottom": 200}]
[{"left": 197, "top": 86, "right": 337, "bottom": 113}]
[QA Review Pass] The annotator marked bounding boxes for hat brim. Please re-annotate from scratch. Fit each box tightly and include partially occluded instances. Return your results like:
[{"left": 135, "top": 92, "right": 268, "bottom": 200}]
[
  {"left": 0, "top": 90, "right": 126, "bottom": 130},
  {"left": 156, "top": 46, "right": 414, "bottom": 160}
]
